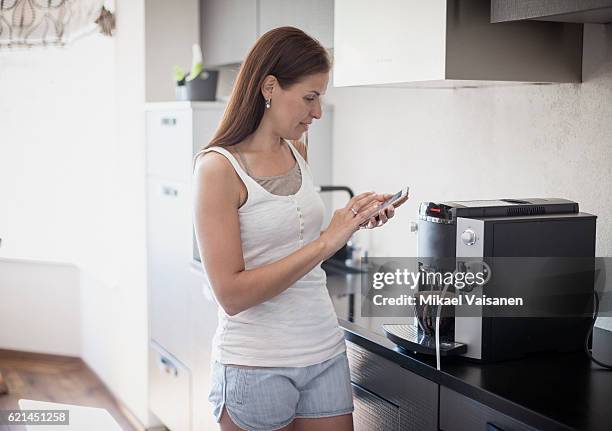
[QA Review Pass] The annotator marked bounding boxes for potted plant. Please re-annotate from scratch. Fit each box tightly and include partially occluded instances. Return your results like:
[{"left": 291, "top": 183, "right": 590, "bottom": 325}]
[{"left": 174, "top": 44, "right": 218, "bottom": 101}]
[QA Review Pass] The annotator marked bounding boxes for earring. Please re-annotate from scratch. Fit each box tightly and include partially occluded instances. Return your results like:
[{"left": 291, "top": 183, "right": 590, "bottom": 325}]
[{"left": 265, "top": 98, "right": 271, "bottom": 109}]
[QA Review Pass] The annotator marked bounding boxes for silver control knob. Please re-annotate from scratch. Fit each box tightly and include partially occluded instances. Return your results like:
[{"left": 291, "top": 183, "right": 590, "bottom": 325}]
[{"left": 461, "top": 229, "right": 477, "bottom": 246}]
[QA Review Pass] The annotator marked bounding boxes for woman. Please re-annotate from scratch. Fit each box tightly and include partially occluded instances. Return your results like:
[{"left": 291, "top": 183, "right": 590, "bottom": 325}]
[{"left": 193, "top": 27, "right": 398, "bottom": 431}]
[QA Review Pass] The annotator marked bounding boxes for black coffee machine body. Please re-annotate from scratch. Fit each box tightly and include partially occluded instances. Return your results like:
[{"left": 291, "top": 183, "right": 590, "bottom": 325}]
[{"left": 384, "top": 198, "right": 597, "bottom": 362}]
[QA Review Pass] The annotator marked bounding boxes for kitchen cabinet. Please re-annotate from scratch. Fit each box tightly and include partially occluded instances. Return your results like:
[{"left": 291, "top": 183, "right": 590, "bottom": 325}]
[
  {"left": 346, "top": 336, "right": 538, "bottom": 430},
  {"left": 186, "top": 265, "right": 220, "bottom": 431},
  {"left": 146, "top": 102, "right": 224, "bottom": 430},
  {"left": 334, "top": 0, "right": 582, "bottom": 88},
  {"left": 337, "top": 299, "right": 612, "bottom": 431},
  {"left": 346, "top": 340, "right": 438, "bottom": 431},
  {"left": 149, "top": 341, "right": 192, "bottom": 431},
  {"left": 201, "top": 0, "right": 333, "bottom": 67},
  {"left": 146, "top": 109, "right": 193, "bottom": 183},
  {"left": 258, "top": 0, "right": 333, "bottom": 48},
  {"left": 201, "top": 0, "right": 258, "bottom": 66},
  {"left": 147, "top": 176, "right": 193, "bottom": 365},
  {"left": 352, "top": 383, "right": 401, "bottom": 430},
  {"left": 439, "top": 386, "right": 538, "bottom": 431}
]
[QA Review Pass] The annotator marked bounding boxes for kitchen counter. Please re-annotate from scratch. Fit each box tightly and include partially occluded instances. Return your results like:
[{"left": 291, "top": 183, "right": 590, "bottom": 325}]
[{"left": 325, "top": 269, "right": 612, "bottom": 431}]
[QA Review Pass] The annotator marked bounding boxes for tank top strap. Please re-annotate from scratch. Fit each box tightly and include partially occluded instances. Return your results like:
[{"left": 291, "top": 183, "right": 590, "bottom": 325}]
[
  {"left": 285, "top": 139, "right": 312, "bottom": 182},
  {"left": 197, "top": 146, "right": 260, "bottom": 195}
]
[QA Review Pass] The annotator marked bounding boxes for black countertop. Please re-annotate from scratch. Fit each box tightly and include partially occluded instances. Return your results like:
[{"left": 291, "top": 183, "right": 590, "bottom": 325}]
[{"left": 324, "top": 268, "right": 612, "bottom": 431}]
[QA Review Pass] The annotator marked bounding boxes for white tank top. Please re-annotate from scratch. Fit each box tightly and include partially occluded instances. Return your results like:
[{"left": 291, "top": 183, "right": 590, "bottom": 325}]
[{"left": 199, "top": 140, "right": 346, "bottom": 367}]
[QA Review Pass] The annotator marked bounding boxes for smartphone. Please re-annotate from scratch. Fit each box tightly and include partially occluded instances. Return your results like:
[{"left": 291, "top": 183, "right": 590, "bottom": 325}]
[{"left": 359, "top": 186, "right": 410, "bottom": 228}]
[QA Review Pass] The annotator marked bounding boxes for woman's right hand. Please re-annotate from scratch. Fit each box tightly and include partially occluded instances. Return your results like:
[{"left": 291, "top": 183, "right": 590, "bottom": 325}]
[{"left": 319, "top": 192, "right": 384, "bottom": 260}]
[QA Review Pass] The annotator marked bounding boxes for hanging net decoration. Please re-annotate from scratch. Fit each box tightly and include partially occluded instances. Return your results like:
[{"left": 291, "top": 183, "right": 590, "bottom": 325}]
[{"left": 0, "top": 0, "right": 114, "bottom": 48}]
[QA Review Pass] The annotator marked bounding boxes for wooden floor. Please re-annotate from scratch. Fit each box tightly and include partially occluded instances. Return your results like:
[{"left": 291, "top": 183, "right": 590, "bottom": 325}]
[{"left": 0, "top": 349, "right": 137, "bottom": 431}]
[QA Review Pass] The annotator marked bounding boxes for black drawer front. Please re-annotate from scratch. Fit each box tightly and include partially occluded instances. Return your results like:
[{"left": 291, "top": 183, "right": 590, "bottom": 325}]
[
  {"left": 346, "top": 341, "right": 438, "bottom": 431},
  {"left": 352, "top": 382, "right": 400, "bottom": 431},
  {"left": 440, "top": 387, "right": 538, "bottom": 431}
]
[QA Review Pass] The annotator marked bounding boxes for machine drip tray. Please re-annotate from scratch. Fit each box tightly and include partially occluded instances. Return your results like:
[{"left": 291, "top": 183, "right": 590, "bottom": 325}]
[{"left": 383, "top": 324, "right": 467, "bottom": 356}]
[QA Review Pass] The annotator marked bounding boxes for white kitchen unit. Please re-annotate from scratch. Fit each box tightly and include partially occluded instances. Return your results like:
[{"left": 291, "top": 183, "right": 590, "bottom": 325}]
[
  {"left": 146, "top": 102, "right": 224, "bottom": 431},
  {"left": 201, "top": 0, "right": 334, "bottom": 66},
  {"left": 149, "top": 341, "right": 192, "bottom": 431},
  {"left": 334, "top": 0, "right": 583, "bottom": 87},
  {"left": 258, "top": 0, "right": 334, "bottom": 48}
]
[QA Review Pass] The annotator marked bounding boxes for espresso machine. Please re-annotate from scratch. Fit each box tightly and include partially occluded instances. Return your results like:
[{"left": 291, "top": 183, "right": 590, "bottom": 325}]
[{"left": 383, "top": 198, "right": 597, "bottom": 362}]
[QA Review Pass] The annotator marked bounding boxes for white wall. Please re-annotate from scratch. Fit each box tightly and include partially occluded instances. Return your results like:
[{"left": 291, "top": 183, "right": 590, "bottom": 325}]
[
  {"left": 0, "top": 25, "right": 119, "bottom": 368},
  {"left": 102, "top": 0, "right": 151, "bottom": 426},
  {"left": 0, "top": 36, "right": 117, "bottom": 265},
  {"left": 324, "top": 23, "right": 612, "bottom": 330},
  {"left": 0, "top": 0, "right": 154, "bottom": 427},
  {"left": 0, "top": 258, "right": 80, "bottom": 356}
]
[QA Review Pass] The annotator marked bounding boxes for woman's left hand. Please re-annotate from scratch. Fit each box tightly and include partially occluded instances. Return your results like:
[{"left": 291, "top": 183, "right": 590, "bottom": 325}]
[{"left": 362, "top": 193, "right": 396, "bottom": 229}]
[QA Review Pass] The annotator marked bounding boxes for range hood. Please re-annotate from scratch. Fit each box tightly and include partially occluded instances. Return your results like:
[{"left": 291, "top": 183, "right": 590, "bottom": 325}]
[
  {"left": 492, "top": 0, "right": 612, "bottom": 24},
  {"left": 333, "top": 0, "right": 583, "bottom": 88}
]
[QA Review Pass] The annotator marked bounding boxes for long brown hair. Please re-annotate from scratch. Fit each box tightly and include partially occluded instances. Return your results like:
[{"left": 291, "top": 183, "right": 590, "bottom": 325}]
[{"left": 194, "top": 26, "right": 331, "bottom": 165}]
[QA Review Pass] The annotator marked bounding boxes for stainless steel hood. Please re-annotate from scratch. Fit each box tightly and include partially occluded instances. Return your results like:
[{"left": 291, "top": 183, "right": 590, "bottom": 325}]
[
  {"left": 492, "top": 0, "right": 612, "bottom": 24},
  {"left": 333, "top": 0, "right": 583, "bottom": 89}
]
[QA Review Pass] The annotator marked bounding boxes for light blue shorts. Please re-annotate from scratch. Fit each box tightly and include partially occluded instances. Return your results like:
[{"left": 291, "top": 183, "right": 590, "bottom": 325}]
[{"left": 208, "top": 352, "right": 354, "bottom": 431}]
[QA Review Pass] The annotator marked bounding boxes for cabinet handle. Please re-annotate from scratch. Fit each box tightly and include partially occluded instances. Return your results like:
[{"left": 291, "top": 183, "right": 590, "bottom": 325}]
[
  {"left": 159, "top": 356, "right": 179, "bottom": 377},
  {"left": 160, "top": 117, "right": 176, "bottom": 126},
  {"left": 162, "top": 186, "right": 178, "bottom": 197}
]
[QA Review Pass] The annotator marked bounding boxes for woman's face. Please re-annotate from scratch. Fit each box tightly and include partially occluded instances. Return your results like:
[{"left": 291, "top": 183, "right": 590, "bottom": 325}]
[{"left": 265, "top": 72, "right": 329, "bottom": 141}]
